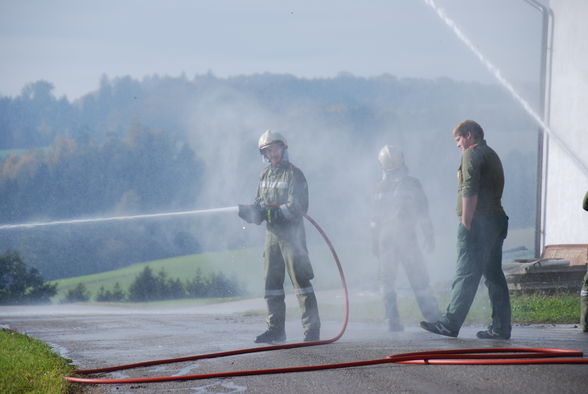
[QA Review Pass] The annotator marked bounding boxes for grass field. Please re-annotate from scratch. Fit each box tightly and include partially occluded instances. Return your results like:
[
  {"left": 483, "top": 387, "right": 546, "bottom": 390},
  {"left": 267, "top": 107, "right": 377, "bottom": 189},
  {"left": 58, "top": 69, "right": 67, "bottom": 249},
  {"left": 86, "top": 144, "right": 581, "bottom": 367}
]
[
  {"left": 51, "top": 241, "right": 375, "bottom": 302},
  {"left": 0, "top": 329, "right": 75, "bottom": 394},
  {"left": 8, "top": 243, "right": 582, "bottom": 394},
  {"left": 51, "top": 247, "right": 267, "bottom": 301},
  {"left": 338, "top": 290, "right": 581, "bottom": 326},
  {"left": 50, "top": 238, "right": 581, "bottom": 327},
  {"left": 49, "top": 229, "right": 580, "bottom": 325},
  {"left": 51, "top": 249, "right": 581, "bottom": 326}
]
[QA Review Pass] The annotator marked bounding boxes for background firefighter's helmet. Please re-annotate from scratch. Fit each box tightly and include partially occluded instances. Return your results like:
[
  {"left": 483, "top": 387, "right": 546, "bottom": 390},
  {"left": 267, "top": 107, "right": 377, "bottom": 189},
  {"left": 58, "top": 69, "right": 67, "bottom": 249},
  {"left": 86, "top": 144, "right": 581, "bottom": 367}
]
[
  {"left": 378, "top": 145, "right": 405, "bottom": 171},
  {"left": 258, "top": 130, "right": 288, "bottom": 153}
]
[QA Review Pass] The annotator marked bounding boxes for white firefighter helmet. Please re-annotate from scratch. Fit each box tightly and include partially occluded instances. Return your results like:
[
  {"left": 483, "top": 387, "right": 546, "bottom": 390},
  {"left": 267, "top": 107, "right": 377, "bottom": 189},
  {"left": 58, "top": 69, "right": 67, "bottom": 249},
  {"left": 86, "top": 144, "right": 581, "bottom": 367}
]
[
  {"left": 378, "top": 145, "right": 404, "bottom": 171},
  {"left": 258, "top": 129, "right": 288, "bottom": 153}
]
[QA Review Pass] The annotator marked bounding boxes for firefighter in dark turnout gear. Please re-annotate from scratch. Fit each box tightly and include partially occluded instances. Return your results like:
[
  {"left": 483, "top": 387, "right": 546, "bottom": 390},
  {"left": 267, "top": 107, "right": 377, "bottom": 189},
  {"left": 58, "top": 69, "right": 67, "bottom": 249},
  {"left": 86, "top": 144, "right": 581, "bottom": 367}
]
[
  {"left": 238, "top": 130, "right": 320, "bottom": 344},
  {"left": 371, "top": 145, "right": 441, "bottom": 331}
]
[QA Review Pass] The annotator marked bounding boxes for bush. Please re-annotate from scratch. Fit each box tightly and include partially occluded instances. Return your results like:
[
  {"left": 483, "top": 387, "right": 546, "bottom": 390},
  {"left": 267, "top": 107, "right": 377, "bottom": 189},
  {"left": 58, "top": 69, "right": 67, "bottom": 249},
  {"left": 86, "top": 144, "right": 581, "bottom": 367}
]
[
  {"left": 207, "top": 272, "right": 245, "bottom": 298},
  {"left": 128, "top": 266, "right": 245, "bottom": 302},
  {"left": 0, "top": 251, "right": 57, "bottom": 305},
  {"left": 185, "top": 268, "right": 208, "bottom": 298},
  {"left": 128, "top": 266, "right": 159, "bottom": 302},
  {"left": 95, "top": 282, "right": 126, "bottom": 302},
  {"left": 61, "top": 283, "right": 90, "bottom": 303}
]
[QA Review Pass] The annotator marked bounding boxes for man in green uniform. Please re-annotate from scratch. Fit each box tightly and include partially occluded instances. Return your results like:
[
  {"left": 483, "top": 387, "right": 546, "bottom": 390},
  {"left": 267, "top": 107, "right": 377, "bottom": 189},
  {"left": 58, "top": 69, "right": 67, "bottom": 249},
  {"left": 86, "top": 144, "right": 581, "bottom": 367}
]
[
  {"left": 581, "top": 191, "right": 588, "bottom": 332},
  {"left": 371, "top": 145, "right": 441, "bottom": 331},
  {"left": 238, "top": 130, "right": 320, "bottom": 344},
  {"left": 420, "top": 120, "right": 511, "bottom": 339}
]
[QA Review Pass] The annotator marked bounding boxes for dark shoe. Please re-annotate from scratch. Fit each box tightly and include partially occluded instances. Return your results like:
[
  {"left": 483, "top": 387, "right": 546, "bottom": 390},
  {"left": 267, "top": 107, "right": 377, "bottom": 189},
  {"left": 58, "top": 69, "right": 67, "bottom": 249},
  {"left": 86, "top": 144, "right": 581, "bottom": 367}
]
[
  {"left": 476, "top": 327, "right": 510, "bottom": 340},
  {"left": 386, "top": 319, "right": 404, "bottom": 332},
  {"left": 419, "top": 321, "right": 458, "bottom": 338},
  {"left": 303, "top": 328, "right": 320, "bottom": 342},
  {"left": 254, "top": 329, "right": 286, "bottom": 344}
]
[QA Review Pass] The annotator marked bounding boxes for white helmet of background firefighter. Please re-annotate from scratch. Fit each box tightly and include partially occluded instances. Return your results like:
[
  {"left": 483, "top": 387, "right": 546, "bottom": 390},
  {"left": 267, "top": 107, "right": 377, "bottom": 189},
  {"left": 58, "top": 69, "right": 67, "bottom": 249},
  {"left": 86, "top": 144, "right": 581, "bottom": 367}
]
[
  {"left": 258, "top": 129, "right": 288, "bottom": 154},
  {"left": 378, "top": 145, "right": 404, "bottom": 171}
]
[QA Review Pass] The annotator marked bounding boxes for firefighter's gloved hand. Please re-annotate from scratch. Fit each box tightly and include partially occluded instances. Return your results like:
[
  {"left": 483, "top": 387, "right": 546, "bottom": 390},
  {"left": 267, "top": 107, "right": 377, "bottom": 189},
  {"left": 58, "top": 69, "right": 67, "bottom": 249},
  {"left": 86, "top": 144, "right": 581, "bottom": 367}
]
[
  {"left": 238, "top": 204, "right": 263, "bottom": 225},
  {"left": 266, "top": 206, "right": 286, "bottom": 224}
]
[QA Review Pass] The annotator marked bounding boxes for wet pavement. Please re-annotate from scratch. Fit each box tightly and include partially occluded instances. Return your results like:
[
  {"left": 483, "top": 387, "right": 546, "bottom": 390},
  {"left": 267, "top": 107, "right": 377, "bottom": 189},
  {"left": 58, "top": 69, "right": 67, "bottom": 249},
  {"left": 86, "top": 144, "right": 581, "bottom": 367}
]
[{"left": 2, "top": 295, "right": 587, "bottom": 393}]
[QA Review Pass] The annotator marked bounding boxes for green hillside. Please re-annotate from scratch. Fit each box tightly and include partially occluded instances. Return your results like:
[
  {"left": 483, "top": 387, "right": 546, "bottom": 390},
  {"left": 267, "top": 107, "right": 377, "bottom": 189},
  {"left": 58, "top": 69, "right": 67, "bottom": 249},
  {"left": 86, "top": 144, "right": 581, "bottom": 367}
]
[
  {"left": 51, "top": 247, "right": 266, "bottom": 301},
  {"left": 50, "top": 240, "right": 373, "bottom": 303}
]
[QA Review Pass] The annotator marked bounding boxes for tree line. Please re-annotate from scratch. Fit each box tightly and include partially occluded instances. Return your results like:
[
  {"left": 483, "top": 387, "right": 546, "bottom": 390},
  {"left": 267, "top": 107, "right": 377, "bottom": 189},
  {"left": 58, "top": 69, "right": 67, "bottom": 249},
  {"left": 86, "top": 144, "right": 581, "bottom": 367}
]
[
  {"left": 0, "top": 73, "right": 539, "bottom": 280},
  {"left": 0, "top": 251, "right": 56, "bottom": 304},
  {"left": 1, "top": 124, "right": 202, "bottom": 222},
  {"left": 1, "top": 124, "right": 204, "bottom": 279},
  {"left": 0, "top": 251, "right": 245, "bottom": 305},
  {"left": 0, "top": 74, "right": 536, "bottom": 155},
  {"left": 61, "top": 266, "right": 245, "bottom": 303}
]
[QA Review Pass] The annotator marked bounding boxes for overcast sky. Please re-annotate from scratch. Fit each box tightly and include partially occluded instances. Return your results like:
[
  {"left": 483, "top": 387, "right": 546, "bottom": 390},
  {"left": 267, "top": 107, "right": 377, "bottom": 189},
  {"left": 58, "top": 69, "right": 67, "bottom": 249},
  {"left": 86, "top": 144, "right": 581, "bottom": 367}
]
[{"left": 0, "top": 0, "right": 545, "bottom": 100}]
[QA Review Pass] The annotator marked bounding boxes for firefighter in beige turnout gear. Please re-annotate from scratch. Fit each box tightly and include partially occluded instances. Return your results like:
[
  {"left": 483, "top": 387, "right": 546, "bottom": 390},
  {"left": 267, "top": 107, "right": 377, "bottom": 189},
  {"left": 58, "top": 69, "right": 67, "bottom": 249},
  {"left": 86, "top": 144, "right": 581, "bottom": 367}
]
[
  {"left": 371, "top": 145, "right": 441, "bottom": 331},
  {"left": 238, "top": 130, "right": 320, "bottom": 344}
]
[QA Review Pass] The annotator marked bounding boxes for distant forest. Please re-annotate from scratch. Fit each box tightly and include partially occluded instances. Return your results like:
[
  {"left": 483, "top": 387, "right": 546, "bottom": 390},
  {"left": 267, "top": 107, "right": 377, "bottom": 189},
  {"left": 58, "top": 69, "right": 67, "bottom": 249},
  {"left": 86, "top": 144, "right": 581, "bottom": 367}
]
[{"left": 0, "top": 73, "right": 538, "bottom": 280}]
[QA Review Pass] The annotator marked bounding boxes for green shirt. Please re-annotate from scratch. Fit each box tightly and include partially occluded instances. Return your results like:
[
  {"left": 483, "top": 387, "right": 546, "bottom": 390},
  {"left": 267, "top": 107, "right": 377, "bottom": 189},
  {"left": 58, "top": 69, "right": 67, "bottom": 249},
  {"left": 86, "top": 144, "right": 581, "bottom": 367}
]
[{"left": 456, "top": 139, "right": 505, "bottom": 217}]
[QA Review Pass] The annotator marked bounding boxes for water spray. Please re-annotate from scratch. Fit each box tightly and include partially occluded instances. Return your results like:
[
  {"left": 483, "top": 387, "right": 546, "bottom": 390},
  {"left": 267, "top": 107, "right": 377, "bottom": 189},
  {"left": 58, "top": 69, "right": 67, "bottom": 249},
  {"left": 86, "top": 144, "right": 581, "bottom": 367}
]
[
  {"left": 423, "top": 0, "right": 588, "bottom": 179},
  {"left": 0, "top": 206, "right": 239, "bottom": 230}
]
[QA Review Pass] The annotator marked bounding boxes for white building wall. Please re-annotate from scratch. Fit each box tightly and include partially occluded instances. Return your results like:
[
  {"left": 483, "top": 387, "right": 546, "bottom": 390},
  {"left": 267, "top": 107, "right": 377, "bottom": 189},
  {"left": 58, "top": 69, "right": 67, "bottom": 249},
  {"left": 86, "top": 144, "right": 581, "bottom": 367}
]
[{"left": 545, "top": 0, "right": 588, "bottom": 246}]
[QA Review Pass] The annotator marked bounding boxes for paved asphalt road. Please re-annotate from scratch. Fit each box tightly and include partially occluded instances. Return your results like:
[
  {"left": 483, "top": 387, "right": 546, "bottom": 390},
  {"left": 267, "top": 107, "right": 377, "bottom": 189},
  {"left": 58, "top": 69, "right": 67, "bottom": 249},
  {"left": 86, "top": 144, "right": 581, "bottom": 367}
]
[{"left": 2, "top": 295, "right": 587, "bottom": 394}]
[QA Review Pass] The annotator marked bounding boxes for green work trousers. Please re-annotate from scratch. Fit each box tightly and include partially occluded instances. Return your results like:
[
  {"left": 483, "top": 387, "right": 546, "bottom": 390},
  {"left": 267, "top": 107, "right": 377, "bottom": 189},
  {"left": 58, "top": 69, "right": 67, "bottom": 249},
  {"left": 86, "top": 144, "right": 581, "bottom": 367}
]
[
  {"left": 263, "top": 226, "right": 320, "bottom": 334},
  {"left": 441, "top": 213, "right": 511, "bottom": 336}
]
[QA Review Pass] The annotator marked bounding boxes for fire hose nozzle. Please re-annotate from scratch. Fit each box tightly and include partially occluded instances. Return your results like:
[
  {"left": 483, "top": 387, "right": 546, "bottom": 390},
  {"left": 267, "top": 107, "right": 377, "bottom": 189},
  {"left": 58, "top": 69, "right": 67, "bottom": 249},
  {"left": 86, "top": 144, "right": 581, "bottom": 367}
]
[{"left": 238, "top": 204, "right": 263, "bottom": 225}]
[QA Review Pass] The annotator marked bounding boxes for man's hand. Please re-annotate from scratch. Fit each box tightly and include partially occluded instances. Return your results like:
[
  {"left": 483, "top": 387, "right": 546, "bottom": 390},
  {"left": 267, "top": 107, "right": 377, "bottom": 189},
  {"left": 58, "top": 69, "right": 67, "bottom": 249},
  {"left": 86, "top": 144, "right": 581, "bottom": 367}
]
[{"left": 461, "top": 195, "right": 478, "bottom": 230}]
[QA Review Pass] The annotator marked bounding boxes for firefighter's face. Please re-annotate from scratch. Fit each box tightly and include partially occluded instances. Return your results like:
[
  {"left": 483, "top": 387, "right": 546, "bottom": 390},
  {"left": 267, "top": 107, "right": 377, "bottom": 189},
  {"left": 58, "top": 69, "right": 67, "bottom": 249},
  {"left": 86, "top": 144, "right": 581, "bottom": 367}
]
[
  {"left": 263, "top": 143, "right": 284, "bottom": 166},
  {"left": 455, "top": 132, "right": 475, "bottom": 152}
]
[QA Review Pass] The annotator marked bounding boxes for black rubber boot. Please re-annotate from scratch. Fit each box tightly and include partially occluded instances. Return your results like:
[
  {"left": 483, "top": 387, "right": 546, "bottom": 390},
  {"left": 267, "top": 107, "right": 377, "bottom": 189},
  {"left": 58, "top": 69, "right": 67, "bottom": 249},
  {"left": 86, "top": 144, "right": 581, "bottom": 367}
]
[
  {"left": 303, "top": 327, "right": 320, "bottom": 342},
  {"left": 254, "top": 329, "right": 286, "bottom": 344}
]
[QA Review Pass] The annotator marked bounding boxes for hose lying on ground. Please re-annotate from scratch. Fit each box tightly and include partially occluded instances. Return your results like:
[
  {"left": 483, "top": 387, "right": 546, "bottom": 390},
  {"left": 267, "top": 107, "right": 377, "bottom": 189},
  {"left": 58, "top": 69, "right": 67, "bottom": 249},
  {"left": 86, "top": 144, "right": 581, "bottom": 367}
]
[
  {"left": 64, "top": 213, "right": 588, "bottom": 385},
  {"left": 65, "top": 347, "right": 588, "bottom": 384}
]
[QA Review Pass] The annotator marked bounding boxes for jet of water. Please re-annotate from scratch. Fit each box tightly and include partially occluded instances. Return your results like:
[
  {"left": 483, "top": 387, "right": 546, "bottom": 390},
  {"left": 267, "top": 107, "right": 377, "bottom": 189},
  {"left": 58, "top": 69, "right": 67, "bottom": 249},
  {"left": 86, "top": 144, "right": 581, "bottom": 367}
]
[
  {"left": 0, "top": 206, "right": 239, "bottom": 230},
  {"left": 423, "top": 0, "right": 588, "bottom": 179}
]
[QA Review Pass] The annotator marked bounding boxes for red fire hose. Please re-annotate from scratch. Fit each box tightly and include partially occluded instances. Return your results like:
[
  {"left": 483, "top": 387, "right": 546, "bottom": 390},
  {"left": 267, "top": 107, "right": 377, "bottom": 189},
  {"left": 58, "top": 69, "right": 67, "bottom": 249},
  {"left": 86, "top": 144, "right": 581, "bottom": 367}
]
[
  {"left": 65, "top": 347, "right": 588, "bottom": 384},
  {"left": 64, "top": 213, "right": 588, "bottom": 385}
]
